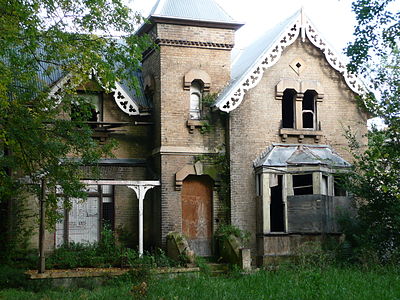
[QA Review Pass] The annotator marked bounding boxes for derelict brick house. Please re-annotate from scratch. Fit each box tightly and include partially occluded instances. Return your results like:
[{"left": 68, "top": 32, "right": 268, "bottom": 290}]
[{"left": 36, "top": 0, "right": 368, "bottom": 265}]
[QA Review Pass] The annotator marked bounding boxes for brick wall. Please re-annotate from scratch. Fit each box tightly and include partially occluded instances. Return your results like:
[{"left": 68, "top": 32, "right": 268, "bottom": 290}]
[
  {"left": 229, "top": 38, "right": 368, "bottom": 251},
  {"left": 142, "top": 22, "right": 234, "bottom": 248}
]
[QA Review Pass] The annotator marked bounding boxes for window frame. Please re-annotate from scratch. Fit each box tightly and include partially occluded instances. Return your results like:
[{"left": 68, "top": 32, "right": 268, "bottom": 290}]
[{"left": 55, "top": 184, "right": 115, "bottom": 247}]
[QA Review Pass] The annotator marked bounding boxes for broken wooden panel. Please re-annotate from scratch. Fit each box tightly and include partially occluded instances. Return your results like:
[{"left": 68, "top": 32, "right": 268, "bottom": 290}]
[
  {"left": 287, "top": 194, "right": 322, "bottom": 233},
  {"left": 181, "top": 175, "right": 213, "bottom": 256}
]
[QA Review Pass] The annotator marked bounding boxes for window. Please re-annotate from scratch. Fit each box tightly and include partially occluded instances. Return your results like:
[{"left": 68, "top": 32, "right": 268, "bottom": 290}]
[
  {"left": 302, "top": 90, "right": 317, "bottom": 129},
  {"left": 55, "top": 185, "right": 114, "bottom": 247},
  {"left": 189, "top": 81, "right": 202, "bottom": 119},
  {"left": 334, "top": 176, "right": 347, "bottom": 196},
  {"left": 293, "top": 174, "right": 313, "bottom": 195},
  {"left": 72, "top": 93, "right": 103, "bottom": 122},
  {"left": 322, "top": 175, "right": 328, "bottom": 195},
  {"left": 282, "top": 89, "right": 296, "bottom": 128}
]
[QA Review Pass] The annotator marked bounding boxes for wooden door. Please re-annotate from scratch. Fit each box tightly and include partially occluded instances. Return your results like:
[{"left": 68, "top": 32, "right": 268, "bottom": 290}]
[{"left": 182, "top": 175, "right": 213, "bottom": 256}]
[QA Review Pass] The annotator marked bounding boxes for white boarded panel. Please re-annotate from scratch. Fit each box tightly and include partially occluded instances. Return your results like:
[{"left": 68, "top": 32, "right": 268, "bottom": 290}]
[{"left": 68, "top": 197, "right": 99, "bottom": 244}]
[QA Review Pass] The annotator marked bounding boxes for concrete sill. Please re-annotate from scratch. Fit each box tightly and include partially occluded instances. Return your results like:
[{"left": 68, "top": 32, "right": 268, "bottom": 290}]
[
  {"left": 279, "top": 128, "right": 323, "bottom": 143},
  {"left": 186, "top": 119, "right": 208, "bottom": 134}
]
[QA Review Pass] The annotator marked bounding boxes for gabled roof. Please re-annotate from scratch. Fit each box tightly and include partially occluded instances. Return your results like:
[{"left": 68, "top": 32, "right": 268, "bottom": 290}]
[
  {"left": 138, "top": 0, "right": 243, "bottom": 34},
  {"left": 253, "top": 144, "right": 351, "bottom": 168},
  {"left": 47, "top": 69, "right": 150, "bottom": 116},
  {"left": 215, "top": 9, "right": 365, "bottom": 113}
]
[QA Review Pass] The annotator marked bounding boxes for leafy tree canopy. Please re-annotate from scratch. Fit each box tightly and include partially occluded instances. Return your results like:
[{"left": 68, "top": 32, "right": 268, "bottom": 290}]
[
  {"left": 343, "top": 0, "right": 400, "bottom": 263},
  {"left": 0, "top": 0, "right": 152, "bottom": 235}
]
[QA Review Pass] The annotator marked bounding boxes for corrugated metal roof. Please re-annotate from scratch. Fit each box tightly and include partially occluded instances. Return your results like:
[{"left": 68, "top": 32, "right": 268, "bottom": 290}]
[
  {"left": 215, "top": 10, "right": 300, "bottom": 108},
  {"left": 119, "top": 69, "right": 151, "bottom": 109},
  {"left": 254, "top": 144, "right": 351, "bottom": 168},
  {"left": 24, "top": 49, "right": 151, "bottom": 110},
  {"left": 149, "top": 0, "right": 239, "bottom": 24}
]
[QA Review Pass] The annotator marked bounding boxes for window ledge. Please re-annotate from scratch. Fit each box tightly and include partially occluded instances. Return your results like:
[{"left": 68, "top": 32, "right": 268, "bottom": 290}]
[
  {"left": 279, "top": 128, "right": 323, "bottom": 143},
  {"left": 186, "top": 119, "right": 207, "bottom": 134}
]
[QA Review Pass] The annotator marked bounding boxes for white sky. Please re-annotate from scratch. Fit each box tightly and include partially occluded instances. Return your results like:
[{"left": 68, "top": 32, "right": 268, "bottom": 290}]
[
  {"left": 129, "top": 0, "right": 398, "bottom": 128},
  {"left": 130, "top": 0, "right": 356, "bottom": 55}
]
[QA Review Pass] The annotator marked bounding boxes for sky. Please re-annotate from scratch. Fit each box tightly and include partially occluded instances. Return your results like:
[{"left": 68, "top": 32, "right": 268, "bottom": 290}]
[
  {"left": 130, "top": 0, "right": 357, "bottom": 55},
  {"left": 128, "top": 0, "right": 399, "bottom": 128}
]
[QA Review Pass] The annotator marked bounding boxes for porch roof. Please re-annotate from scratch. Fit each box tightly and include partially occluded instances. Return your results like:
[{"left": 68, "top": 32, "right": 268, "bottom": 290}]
[{"left": 253, "top": 144, "right": 351, "bottom": 168}]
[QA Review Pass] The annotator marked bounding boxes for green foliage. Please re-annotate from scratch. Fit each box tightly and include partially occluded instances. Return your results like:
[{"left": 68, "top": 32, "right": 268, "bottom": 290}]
[
  {"left": 3, "top": 265, "right": 400, "bottom": 299},
  {"left": 0, "top": 0, "right": 153, "bottom": 252},
  {"left": 0, "top": 265, "right": 30, "bottom": 289},
  {"left": 195, "top": 257, "right": 212, "bottom": 275},
  {"left": 342, "top": 0, "right": 400, "bottom": 265},
  {"left": 197, "top": 150, "right": 231, "bottom": 222},
  {"left": 292, "top": 241, "right": 337, "bottom": 269},
  {"left": 201, "top": 93, "right": 218, "bottom": 107},
  {"left": 46, "top": 227, "right": 178, "bottom": 269},
  {"left": 215, "top": 224, "right": 250, "bottom": 246}
]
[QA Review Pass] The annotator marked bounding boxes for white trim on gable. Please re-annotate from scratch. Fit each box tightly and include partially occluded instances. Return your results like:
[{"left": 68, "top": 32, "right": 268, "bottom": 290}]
[
  {"left": 215, "top": 11, "right": 365, "bottom": 113},
  {"left": 48, "top": 74, "right": 140, "bottom": 116},
  {"left": 114, "top": 82, "right": 140, "bottom": 116}
]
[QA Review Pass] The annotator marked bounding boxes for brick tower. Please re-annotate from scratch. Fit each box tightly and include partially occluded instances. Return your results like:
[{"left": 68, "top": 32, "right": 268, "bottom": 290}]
[{"left": 138, "top": 0, "right": 243, "bottom": 254}]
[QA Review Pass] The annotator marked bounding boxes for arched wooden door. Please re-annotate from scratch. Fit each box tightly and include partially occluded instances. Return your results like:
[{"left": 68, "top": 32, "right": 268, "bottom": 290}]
[{"left": 181, "top": 175, "right": 213, "bottom": 256}]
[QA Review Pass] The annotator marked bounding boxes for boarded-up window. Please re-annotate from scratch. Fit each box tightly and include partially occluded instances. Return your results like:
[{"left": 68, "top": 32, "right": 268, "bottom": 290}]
[
  {"left": 287, "top": 194, "right": 322, "bottom": 232},
  {"left": 189, "top": 81, "right": 202, "bottom": 119},
  {"left": 55, "top": 185, "right": 114, "bottom": 247}
]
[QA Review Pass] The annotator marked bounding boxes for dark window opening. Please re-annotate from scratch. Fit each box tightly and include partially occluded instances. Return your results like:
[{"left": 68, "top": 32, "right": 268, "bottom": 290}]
[
  {"left": 334, "top": 176, "right": 347, "bottom": 196},
  {"left": 71, "top": 93, "right": 103, "bottom": 124},
  {"left": 293, "top": 174, "right": 313, "bottom": 195},
  {"left": 256, "top": 173, "right": 262, "bottom": 196},
  {"left": 302, "top": 90, "right": 316, "bottom": 129},
  {"left": 270, "top": 175, "right": 285, "bottom": 232},
  {"left": 100, "top": 185, "right": 115, "bottom": 229},
  {"left": 282, "top": 89, "right": 296, "bottom": 128}
]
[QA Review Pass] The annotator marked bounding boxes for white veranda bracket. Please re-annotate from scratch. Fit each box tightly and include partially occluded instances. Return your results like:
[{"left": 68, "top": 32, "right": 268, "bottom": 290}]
[
  {"left": 80, "top": 180, "right": 160, "bottom": 257},
  {"left": 127, "top": 181, "right": 160, "bottom": 256},
  {"left": 113, "top": 83, "right": 140, "bottom": 116}
]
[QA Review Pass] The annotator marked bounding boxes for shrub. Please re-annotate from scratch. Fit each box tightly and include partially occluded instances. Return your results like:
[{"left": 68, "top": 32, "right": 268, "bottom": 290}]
[{"left": 215, "top": 224, "right": 250, "bottom": 246}]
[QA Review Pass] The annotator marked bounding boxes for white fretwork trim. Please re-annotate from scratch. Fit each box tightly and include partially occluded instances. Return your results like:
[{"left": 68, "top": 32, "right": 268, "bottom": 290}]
[
  {"left": 216, "top": 11, "right": 365, "bottom": 113},
  {"left": 304, "top": 19, "right": 365, "bottom": 95},
  {"left": 48, "top": 73, "right": 140, "bottom": 116},
  {"left": 217, "top": 17, "right": 301, "bottom": 112},
  {"left": 113, "top": 82, "right": 140, "bottom": 116}
]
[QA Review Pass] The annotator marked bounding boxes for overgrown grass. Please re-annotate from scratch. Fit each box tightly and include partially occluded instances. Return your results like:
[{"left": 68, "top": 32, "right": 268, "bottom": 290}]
[{"left": 2, "top": 265, "right": 400, "bottom": 299}]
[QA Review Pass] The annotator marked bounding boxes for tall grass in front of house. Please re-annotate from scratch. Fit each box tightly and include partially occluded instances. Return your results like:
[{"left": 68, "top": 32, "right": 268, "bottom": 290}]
[{"left": 1, "top": 265, "right": 400, "bottom": 299}]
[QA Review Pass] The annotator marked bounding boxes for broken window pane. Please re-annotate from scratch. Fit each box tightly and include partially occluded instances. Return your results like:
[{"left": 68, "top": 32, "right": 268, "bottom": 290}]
[
  {"left": 293, "top": 174, "right": 313, "bottom": 195},
  {"left": 302, "top": 90, "right": 317, "bottom": 129}
]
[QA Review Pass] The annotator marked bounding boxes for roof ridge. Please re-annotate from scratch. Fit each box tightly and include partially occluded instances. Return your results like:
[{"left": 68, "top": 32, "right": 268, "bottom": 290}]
[{"left": 215, "top": 9, "right": 366, "bottom": 113}]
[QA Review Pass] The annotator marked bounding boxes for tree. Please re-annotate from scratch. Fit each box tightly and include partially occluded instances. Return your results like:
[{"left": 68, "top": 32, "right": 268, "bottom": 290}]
[
  {"left": 0, "top": 0, "right": 152, "bottom": 256},
  {"left": 342, "top": 0, "right": 400, "bottom": 263}
]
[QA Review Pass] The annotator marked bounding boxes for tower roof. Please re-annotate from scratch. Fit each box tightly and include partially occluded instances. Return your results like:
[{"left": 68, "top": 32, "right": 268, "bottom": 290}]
[{"left": 138, "top": 0, "right": 243, "bottom": 34}]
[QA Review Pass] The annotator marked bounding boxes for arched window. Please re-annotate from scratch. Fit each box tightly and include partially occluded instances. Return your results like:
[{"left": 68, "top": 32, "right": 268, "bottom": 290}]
[
  {"left": 302, "top": 90, "right": 317, "bottom": 129},
  {"left": 282, "top": 89, "right": 296, "bottom": 129},
  {"left": 189, "top": 81, "right": 202, "bottom": 119}
]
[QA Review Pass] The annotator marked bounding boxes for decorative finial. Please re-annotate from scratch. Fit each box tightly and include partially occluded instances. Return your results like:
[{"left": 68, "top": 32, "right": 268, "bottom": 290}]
[{"left": 300, "top": 6, "right": 306, "bottom": 42}]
